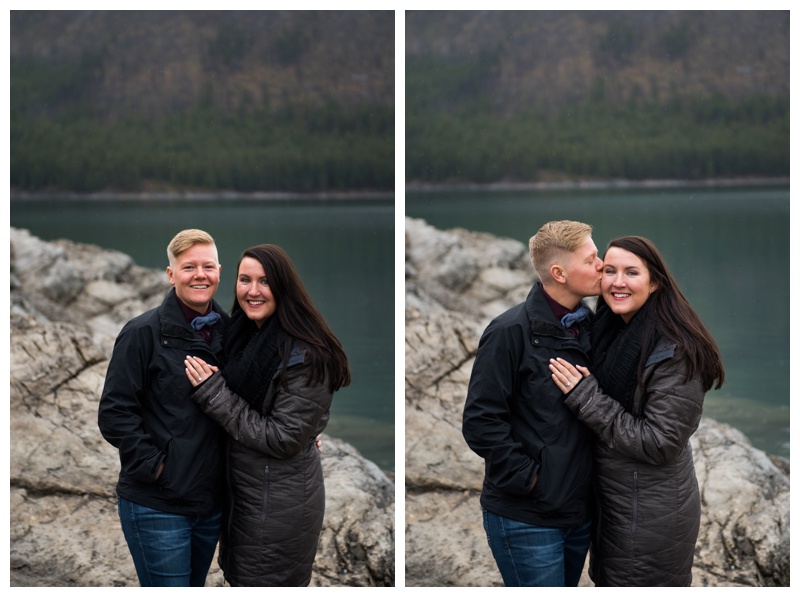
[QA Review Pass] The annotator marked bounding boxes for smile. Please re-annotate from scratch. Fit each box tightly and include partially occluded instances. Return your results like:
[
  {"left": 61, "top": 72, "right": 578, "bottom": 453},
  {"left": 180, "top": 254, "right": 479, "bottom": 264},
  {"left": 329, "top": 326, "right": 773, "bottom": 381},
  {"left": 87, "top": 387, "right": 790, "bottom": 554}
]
[
  {"left": 611, "top": 293, "right": 631, "bottom": 299},
  {"left": 247, "top": 300, "right": 265, "bottom": 306},
  {"left": 191, "top": 285, "right": 209, "bottom": 289}
]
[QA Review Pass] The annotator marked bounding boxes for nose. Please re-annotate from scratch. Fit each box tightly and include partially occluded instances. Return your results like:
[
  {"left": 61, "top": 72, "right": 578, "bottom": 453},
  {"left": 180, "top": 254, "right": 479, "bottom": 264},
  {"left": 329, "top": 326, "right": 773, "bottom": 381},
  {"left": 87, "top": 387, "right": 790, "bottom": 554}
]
[{"left": 611, "top": 272, "right": 626, "bottom": 287}]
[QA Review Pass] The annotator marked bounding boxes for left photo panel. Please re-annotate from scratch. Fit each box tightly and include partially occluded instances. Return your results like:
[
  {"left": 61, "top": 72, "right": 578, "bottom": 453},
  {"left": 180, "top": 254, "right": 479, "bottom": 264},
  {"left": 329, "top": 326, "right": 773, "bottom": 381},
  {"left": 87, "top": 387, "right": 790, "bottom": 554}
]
[{"left": 9, "top": 10, "right": 395, "bottom": 587}]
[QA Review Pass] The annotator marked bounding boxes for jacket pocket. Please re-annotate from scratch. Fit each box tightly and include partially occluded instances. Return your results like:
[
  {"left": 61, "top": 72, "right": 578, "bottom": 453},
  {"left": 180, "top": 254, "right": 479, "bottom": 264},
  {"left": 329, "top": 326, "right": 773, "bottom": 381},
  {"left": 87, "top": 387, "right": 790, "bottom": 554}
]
[{"left": 261, "top": 465, "right": 270, "bottom": 524}]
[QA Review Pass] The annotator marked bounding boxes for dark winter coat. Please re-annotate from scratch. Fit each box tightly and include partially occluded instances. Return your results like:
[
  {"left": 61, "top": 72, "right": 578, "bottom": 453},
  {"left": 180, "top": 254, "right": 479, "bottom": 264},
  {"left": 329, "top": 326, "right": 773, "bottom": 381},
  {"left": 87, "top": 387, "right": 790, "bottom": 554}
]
[
  {"left": 563, "top": 339, "right": 704, "bottom": 586},
  {"left": 191, "top": 345, "right": 331, "bottom": 587},
  {"left": 462, "top": 283, "right": 594, "bottom": 528},
  {"left": 98, "top": 288, "right": 228, "bottom": 516}
]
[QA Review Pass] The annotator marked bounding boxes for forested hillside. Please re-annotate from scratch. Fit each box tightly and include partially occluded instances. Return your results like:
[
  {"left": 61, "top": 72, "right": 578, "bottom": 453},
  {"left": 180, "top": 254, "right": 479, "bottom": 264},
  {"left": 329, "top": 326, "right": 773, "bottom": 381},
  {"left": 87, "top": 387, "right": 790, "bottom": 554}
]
[
  {"left": 406, "top": 11, "right": 789, "bottom": 184},
  {"left": 11, "top": 11, "right": 395, "bottom": 193}
]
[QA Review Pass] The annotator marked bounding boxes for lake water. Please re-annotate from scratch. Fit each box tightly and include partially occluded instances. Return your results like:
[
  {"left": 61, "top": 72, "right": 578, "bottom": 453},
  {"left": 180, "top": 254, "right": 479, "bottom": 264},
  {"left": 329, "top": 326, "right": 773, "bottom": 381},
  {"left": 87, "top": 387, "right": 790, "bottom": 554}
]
[
  {"left": 406, "top": 185, "right": 790, "bottom": 461},
  {"left": 10, "top": 196, "right": 395, "bottom": 472}
]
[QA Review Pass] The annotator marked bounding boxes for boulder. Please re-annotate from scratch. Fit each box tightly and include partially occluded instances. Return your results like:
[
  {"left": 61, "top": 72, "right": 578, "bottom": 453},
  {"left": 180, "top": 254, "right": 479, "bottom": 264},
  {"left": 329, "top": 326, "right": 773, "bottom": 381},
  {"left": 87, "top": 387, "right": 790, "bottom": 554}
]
[
  {"left": 9, "top": 227, "right": 394, "bottom": 587},
  {"left": 404, "top": 217, "right": 789, "bottom": 587}
]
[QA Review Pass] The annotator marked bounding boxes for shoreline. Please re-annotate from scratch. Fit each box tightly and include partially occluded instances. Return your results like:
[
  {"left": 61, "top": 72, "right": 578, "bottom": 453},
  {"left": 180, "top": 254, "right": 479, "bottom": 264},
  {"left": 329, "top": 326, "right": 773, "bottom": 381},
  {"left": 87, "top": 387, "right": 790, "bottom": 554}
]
[
  {"left": 405, "top": 176, "right": 789, "bottom": 193},
  {"left": 9, "top": 189, "right": 395, "bottom": 201},
  {"left": 10, "top": 176, "right": 789, "bottom": 200}
]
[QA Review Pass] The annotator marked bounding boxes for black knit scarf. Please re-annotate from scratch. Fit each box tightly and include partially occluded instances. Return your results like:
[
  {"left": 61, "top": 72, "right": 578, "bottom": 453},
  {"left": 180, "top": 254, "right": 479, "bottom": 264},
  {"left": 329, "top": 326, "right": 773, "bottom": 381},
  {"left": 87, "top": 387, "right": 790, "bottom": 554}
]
[
  {"left": 590, "top": 299, "right": 659, "bottom": 413},
  {"left": 221, "top": 309, "right": 290, "bottom": 414}
]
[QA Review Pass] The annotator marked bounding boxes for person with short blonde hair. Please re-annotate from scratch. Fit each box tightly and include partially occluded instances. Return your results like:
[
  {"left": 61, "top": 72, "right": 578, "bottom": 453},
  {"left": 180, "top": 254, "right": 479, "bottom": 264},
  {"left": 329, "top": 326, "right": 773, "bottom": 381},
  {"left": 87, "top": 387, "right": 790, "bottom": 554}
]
[
  {"left": 463, "top": 219, "right": 603, "bottom": 587},
  {"left": 167, "top": 228, "right": 216, "bottom": 266},
  {"left": 529, "top": 220, "right": 594, "bottom": 284},
  {"left": 99, "top": 229, "right": 228, "bottom": 587}
]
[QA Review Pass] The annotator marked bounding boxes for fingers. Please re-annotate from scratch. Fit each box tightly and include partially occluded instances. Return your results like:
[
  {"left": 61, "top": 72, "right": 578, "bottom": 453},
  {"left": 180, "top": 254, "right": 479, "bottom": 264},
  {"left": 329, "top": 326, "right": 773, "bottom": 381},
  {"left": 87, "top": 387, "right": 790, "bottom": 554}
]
[
  {"left": 184, "top": 356, "right": 215, "bottom": 386},
  {"left": 549, "top": 358, "right": 588, "bottom": 394},
  {"left": 550, "top": 357, "right": 579, "bottom": 374}
]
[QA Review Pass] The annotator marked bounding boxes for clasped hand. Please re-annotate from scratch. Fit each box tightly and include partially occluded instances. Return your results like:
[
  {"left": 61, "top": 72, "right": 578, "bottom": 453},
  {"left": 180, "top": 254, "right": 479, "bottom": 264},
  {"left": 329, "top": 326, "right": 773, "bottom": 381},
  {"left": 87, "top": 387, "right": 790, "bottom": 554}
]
[
  {"left": 185, "top": 355, "right": 219, "bottom": 387},
  {"left": 183, "top": 355, "right": 324, "bottom": 453},
  {"left": 549, "top": 357, "right": 591, "bottom": 394}
]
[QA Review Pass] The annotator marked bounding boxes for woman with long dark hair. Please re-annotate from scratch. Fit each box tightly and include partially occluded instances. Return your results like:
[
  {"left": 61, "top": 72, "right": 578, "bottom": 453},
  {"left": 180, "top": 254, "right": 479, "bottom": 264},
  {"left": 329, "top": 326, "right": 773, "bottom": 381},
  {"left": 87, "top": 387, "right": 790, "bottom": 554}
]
[
  {"left": 549, "top": 236, "right": 724, "bottom": 587},
  {"left": 184, "top": 244, "right": 350, "bottom": 586}
]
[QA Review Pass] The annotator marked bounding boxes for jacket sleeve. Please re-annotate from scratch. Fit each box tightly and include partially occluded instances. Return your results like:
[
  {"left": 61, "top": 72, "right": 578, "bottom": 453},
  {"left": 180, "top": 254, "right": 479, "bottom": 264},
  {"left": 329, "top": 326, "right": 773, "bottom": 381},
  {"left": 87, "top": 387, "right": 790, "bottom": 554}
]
[
  {"left": 191, "top": 364, "right": 331, "bottom": 459},
  {"left": 462, "top": 320, "right": 539, "bottom": 495},
  {"left": 97, "top": 321, "right": 165, "bottom": 483},
  {"left": 563, "top": 356, "right": 704, "bottom": 465}
]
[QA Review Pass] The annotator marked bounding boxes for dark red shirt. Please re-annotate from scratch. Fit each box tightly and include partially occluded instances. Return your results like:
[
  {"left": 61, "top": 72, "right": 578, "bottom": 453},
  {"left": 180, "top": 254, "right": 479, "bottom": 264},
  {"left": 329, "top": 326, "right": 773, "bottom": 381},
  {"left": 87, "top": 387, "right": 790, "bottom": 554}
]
[
  {"left": 176, "top": 298, "right": 214, "bottom": 343},
  {"left": 539, "top": 282, "right": 583, "bottom": 338}
]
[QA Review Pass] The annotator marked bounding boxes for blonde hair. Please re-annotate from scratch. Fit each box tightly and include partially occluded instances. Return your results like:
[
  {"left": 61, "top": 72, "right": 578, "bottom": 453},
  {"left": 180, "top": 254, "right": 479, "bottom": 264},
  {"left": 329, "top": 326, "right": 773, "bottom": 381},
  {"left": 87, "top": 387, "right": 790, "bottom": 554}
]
[
  {"left": 167, "top": 229, "right": 217, "bottom": 266},
  {"left": 529, "top": 220, "right": 593, "bottom": 283}
]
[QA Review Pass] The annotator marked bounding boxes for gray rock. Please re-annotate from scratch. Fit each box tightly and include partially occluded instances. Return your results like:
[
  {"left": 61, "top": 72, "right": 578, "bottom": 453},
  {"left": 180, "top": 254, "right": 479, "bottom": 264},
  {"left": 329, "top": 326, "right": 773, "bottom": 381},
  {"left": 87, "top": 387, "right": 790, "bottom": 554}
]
[
  {"left": 9, "top": 228, "right": 394, "bottom": 587},
  {"left": 404, "top": 217, "right": 789, "bottom": 587}
]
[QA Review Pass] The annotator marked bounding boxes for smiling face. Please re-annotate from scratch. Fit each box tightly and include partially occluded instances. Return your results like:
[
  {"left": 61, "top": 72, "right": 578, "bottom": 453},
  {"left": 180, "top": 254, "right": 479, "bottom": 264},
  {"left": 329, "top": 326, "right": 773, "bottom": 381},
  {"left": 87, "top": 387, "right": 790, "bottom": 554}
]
[
  {"left": 601, "top": 246, "right": 659, "bottom": 323},
  {"left": 166, "top": 243, "right": 221, "bottom": 313},
  {"left": 236, "top": 256, "right": 277, "bottom": 327}
]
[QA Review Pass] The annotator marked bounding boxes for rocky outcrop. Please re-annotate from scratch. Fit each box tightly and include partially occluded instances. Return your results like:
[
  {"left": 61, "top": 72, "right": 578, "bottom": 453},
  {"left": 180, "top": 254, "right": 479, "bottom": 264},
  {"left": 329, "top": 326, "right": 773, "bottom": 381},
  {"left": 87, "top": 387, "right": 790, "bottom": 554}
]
[
  {"left": 404, "top": 217, "right": 789, "bottom": 587},
  {"left": 9, "top": 227, "right": 394, "bottom": 587}
]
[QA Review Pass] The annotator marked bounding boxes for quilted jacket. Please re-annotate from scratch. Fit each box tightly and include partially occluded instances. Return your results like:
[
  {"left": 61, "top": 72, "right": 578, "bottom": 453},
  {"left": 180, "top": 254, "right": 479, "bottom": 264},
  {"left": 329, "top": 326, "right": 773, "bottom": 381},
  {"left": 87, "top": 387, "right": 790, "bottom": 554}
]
[
  {"left": 563, "top": 339, "right": 704, "bottom": 586},
  {"left": 191, "top": 346, "right": 331, "bottom": 587}
]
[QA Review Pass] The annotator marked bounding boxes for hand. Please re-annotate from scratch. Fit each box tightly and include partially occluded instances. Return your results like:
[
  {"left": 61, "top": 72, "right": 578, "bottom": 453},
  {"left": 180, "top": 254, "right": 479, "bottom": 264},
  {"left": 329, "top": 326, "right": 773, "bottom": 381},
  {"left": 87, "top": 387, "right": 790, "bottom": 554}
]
[
  {"left": 316, "top": 434, "right": 323, "bottom": 453},
  {"left": 549, "top": 358, "right": 590, "bottom": 394},
  {"left": 185, "top": 356, "right": 219, "bottom": 387}
]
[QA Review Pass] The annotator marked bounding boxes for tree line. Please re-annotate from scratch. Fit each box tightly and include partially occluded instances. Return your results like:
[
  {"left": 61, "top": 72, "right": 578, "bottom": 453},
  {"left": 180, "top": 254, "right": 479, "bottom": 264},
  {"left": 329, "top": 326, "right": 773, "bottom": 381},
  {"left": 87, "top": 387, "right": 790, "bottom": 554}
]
[
  {"left": 406, "top": 58, "right": 788, "bottom": 184},
  {"left": 11, "top": 60, "right": 394, "bottom": 193}
]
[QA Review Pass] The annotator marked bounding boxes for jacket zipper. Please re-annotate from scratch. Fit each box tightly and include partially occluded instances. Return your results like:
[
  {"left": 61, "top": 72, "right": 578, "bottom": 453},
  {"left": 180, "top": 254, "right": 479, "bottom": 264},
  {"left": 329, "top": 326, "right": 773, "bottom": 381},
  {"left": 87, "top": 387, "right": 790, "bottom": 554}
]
[
  {"left": 631, "top": 471, "right": 639, "bottom": 534},
  {"left": 261, "top": 465, "right": 270, "bottom": 524}
]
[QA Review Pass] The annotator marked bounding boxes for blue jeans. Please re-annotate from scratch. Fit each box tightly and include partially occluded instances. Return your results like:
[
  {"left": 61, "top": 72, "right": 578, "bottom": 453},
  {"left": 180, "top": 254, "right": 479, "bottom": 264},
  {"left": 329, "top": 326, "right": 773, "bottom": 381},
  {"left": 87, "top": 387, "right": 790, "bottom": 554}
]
[
  {"left": 117, "top": 496, "right": 222, "bottom": 587},
  {"left": 483, "top": 509, "right": 591, "bottom": 587}
]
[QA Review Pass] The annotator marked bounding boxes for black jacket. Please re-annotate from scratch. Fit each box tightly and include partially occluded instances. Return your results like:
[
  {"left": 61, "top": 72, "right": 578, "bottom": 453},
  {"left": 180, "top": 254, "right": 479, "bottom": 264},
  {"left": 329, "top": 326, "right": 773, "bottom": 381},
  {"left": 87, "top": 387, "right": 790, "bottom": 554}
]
[
  {"left": 98, "top": 289, "right": 229, "bottom": 516},
  {"left": 191, "top": 346, "right": 331, "bottom": 587},
  {"left": 462, "top": 283, "right": 594, "bottom": 527},
  {"left": 564, "top": 339, "right": 703, "bottom": 586}
]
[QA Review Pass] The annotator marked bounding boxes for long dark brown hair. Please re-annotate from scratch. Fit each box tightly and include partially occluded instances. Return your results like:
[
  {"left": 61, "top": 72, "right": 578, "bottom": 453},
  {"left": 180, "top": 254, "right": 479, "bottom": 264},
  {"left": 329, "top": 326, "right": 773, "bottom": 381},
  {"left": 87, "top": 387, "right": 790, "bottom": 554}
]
[
  {"left": 598, "top": 236, "right": 725, "bottom": 392},
  {"left": 231, "top": 244, "right": 351, "bottom": 393}
]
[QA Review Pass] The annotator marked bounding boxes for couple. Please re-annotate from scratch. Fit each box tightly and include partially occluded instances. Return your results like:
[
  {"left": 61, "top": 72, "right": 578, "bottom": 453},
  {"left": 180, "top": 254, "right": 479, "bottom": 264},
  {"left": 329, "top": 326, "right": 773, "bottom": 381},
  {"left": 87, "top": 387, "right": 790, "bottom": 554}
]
[
  {"left": 98, "top": 229, "right": 350, "bottom": 587},
  {"left": 462, "top": 220, "right": 725, "bottom": 587}
]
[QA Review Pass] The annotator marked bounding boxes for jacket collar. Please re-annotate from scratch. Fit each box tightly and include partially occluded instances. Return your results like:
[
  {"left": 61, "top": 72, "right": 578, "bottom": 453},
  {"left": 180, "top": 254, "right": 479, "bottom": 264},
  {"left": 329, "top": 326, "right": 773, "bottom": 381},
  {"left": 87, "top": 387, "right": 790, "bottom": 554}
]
[
  {"left": 645, "top": 337, "right": 677, "bottom": 368},
  {"left": 525, "top": 283, "right": 593, "bottom": 353},
  {"left": 525, "top": 283, "right": 591, "bottom": 334},
  {"left": 158, "top": 289, "right": 225, "bottom": 353}
]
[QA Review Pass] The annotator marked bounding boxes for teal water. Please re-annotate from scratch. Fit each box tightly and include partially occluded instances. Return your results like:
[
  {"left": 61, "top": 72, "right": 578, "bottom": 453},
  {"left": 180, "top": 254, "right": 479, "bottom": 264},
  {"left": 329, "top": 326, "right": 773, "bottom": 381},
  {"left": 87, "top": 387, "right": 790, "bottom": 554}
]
[
  {"left": 11, "top": 196, "right": 395, "bottom": 471},
  {"left": 407, "top": 185, "right": 790, "bottom": 461}
]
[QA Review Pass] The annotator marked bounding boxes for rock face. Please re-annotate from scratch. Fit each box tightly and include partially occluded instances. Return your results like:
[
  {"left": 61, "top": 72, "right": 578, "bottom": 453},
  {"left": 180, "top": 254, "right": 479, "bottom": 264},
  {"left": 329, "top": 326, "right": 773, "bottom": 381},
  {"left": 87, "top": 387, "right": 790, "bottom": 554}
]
[
  {"left": 9, "top": 227, "right": 394, "bottom": 587},
  {"left": 404, "top": 217, "right": 789, "bottom": 587}
]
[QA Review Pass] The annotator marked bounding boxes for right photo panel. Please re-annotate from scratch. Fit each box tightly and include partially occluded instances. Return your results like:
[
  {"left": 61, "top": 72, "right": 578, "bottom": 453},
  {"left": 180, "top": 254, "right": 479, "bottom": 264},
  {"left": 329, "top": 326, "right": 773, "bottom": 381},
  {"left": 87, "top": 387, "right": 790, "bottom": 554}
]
[{"left": 404, "top": 10, "right": 789, "bottom": 588}]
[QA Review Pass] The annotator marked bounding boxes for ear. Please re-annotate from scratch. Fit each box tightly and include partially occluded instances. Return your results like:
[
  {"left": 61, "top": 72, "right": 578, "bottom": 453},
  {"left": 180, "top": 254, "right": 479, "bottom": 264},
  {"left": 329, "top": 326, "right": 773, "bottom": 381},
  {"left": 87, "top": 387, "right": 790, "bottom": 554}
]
[
  {"left": 549, "top": 263, "right": 566, "bottom": 284},
  {"left": 166, "top": 266, "right": 175, "bottom": 286},
  {"left": 650, "top": 280, "right": 659, "bottom": 292}
]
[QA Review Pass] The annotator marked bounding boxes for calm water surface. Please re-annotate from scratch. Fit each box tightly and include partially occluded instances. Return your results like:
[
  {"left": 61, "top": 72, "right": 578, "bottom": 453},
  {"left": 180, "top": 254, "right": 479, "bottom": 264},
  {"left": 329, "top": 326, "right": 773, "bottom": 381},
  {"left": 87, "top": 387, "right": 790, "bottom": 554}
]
[
  {"left": 407, "top": 185, "right": 790, "bottom": 461},
  {"left": 11, "top": 197, "right": 395, "bottom": 471}
]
